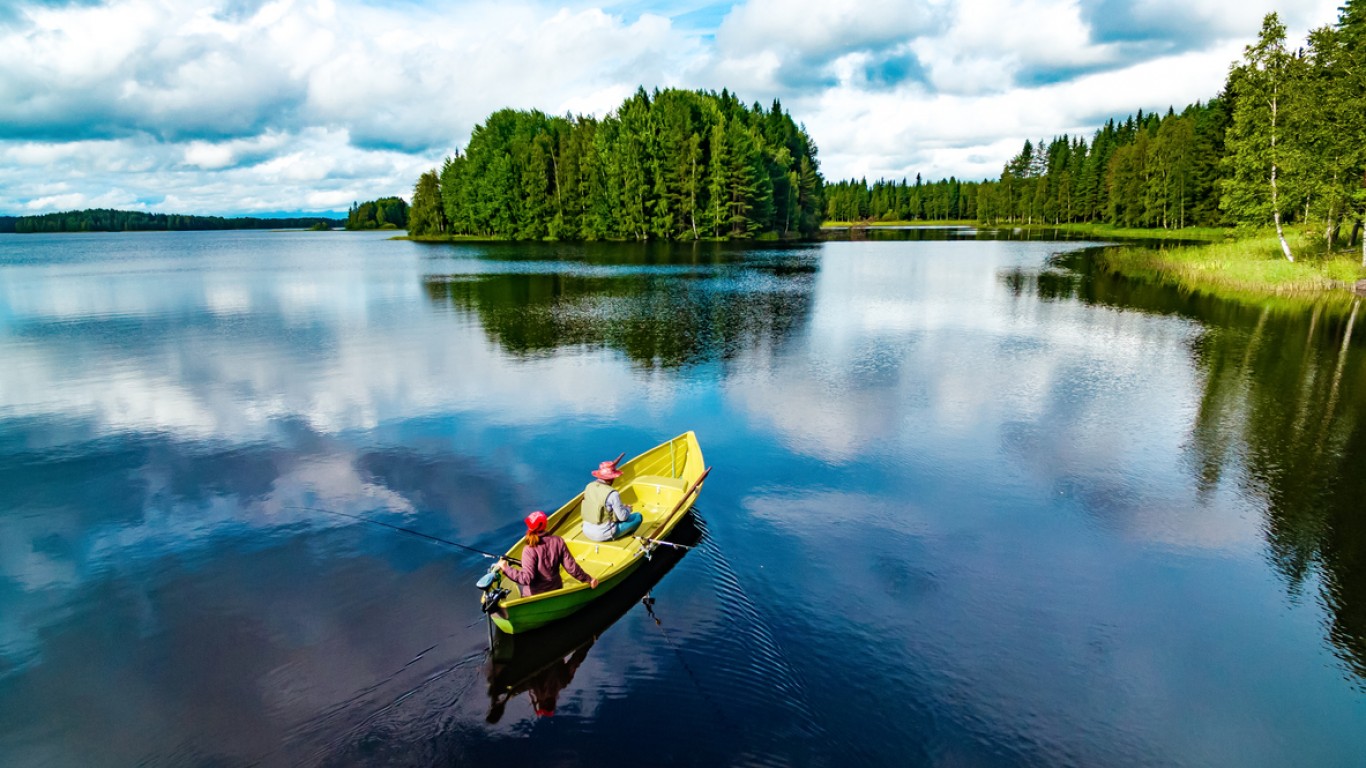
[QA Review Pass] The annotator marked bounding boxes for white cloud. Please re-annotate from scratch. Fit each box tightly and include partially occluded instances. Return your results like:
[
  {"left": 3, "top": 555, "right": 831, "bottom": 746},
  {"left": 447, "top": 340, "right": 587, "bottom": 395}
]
[
  {"left": 185, "top": 141, "right": 237, "bottom": 170},
  {"left": 798, "top": 41, "right": 1248, "bottom": 182},
  {"left": 0, "top": 128, "right": 434, "bottom": 215},
  {"left": 716, "top": 0, "right": 945, "bottom": 58},
  {"left": 0, "top": 0, "right": 1351, "bottom": 213},
  {"left": 914, "top": 0, "right": 1109, "bottom": 95}
]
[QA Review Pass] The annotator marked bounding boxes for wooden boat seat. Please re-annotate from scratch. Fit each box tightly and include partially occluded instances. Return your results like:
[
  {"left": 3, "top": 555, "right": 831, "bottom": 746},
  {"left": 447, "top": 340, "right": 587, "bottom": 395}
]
[
  {"left": 624, "top": 475, "right": 688, "bottom": 512},
  {"left": 563, "top": 537, "right": 633, "bottom": 574},
  {"left": 630, "top": 475, "right": 688, "bottom": 491},
  {"left": 550, "top": 474, "right": 690, "bottom": 580}
]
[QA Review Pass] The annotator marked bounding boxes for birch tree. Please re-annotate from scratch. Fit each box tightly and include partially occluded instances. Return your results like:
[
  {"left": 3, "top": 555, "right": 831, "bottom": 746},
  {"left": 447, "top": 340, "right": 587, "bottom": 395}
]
[{"left": 1222, "top": 13, "right": 1304, "bottom": 261}]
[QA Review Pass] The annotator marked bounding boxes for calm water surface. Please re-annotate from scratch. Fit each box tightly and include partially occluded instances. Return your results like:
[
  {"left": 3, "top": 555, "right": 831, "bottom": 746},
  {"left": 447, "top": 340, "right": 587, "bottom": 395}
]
[{"left": 1, "top": 229, "right": 1363, "bottom": 767}]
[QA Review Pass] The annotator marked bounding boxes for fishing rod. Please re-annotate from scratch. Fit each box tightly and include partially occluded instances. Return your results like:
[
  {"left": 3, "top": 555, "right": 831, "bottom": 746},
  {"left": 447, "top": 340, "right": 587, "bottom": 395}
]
[
  {"left": 649, "top": 466, "right": 711, "bottom": 540},
  {"left": 629, "top": 467, "right": 711, "bottom": 563},
  {"left": 632, "top": 535, "right": 695, "bottom": 551},
  {"left": 287, "top": 505, "right": 519, "bottom": 565}
]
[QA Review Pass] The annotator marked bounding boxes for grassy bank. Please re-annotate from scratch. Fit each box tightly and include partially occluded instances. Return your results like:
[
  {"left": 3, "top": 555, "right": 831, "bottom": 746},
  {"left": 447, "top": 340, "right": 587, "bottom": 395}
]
[
  {"left": 825, "top": 219, "right": 1363, "bottom": 302},
  {"left": 1095, "top": 232, "right": 1365, "bottom": 302},
  {"left": 999, "top": 222, "right": 1231, "bottom": 242},
  {"left": 823, "top": 220, "right": 1230, "bottom": 242}
]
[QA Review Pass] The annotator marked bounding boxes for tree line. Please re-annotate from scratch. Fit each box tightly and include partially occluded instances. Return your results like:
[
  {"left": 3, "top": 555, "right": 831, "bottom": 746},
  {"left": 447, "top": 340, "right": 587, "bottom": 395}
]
[
  {"left": 971, "top": 100, "right": 1230, "bottom": 231},
  {"left": 346, "top": 197, "right": 408, "bottom": 230},
  {"left": 834, "top": 3, "right": 1365, "bottom": 263},
  {"left": 406, "top": 87, "right": 825, "bottom": 240},
  {"left": 824, "top": 103, "right": 1228, "bottom": 231},
  {"left": 824, "top": 175, "right": 984, "bottom": 222},
  {"left": 979, "top": 5, "right": 1366, "bottom": 262},
  {"left": 1, "top": 209, "right": 341, "bottom": 234}
]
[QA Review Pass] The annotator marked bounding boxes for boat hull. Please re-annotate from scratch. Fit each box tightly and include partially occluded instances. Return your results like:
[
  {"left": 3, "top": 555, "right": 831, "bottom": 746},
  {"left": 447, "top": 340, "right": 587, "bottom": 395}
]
[{"left": 488, "top": 431, "right": 706, "bottom": 634}]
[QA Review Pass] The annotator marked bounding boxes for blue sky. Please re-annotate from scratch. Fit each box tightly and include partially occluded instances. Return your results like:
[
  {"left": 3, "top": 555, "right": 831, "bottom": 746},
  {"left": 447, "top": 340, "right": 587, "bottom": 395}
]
[{"left": 0, "top": 0, "right": 1344, "bottom": 216}]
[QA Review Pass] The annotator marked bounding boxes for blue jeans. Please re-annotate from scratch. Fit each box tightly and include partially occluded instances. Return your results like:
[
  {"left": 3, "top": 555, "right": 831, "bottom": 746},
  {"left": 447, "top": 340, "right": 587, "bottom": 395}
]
[{"left": 613, "top": 512, "right": 643, "bottom": 540}]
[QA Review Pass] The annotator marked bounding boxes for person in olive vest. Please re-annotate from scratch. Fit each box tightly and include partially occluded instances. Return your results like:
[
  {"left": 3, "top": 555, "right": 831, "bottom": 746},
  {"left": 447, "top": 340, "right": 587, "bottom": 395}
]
[{"left": 580, "top": 459, "right": 643, "bottom": 542}]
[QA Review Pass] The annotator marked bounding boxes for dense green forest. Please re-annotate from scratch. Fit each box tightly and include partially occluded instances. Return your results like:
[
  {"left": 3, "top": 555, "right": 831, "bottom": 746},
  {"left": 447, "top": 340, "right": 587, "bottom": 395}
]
[
  {"left": 836, "top": 3, "right": 1366, "bottom": 261},
  {"left": 2, "top": 209, "right": 340, "bottom": 233},
  {"left": 825, "top": 175, "right": 983, "bottom": 222},
  {"left": 408, "top": 87, "right": 825, "bottom": 240},
  {"left": 972, "top": 99, "right": 1230, "bottom": 230},
  {"left": 828, "top": 100, "right": 1225, "bottom": 230},
  {"left": 346, "top": 197, "right": 408, "bottom": 230}
]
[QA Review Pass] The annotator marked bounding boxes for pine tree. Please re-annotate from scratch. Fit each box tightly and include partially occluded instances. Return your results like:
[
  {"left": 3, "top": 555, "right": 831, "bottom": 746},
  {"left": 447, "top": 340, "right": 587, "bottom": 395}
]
[{"left": 409, "top": 170, "right": 446, "bottom": 236}]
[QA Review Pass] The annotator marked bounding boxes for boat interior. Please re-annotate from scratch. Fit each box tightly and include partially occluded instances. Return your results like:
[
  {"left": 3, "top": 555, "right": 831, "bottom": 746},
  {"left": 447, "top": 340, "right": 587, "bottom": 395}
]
[
  {"left": 502, "top": 436, "right": 699, "bottom": 595},
  {"left": 553, "top": 474, "right": 690, "bottom": 573}
]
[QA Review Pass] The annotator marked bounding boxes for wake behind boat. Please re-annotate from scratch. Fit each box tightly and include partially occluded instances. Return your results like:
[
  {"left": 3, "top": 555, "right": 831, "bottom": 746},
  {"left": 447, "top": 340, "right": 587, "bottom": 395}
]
[{"left": 479, "top": 431, "right": 709, "bottom": 634}]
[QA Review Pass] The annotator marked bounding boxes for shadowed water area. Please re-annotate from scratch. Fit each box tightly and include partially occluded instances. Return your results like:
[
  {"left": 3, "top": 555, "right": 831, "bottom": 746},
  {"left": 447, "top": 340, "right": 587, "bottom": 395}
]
[{"left": 0, "top": 228, "right": 1363, "bottom": 766}]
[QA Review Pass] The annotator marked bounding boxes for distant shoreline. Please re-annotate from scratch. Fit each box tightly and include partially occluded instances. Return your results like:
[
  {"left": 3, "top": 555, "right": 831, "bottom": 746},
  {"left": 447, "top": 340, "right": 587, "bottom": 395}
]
[
  {"left": 0, "top": 208, "right": 343, "bottom": 235},
  {"left": 825, "top": 221, "right": 1364, "bottom": 303}
]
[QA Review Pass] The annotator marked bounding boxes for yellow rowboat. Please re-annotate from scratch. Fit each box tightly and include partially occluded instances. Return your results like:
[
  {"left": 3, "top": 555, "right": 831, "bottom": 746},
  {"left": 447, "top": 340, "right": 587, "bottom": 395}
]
[
  {"left": 481, "top": 431, "right": 710, "bottom": 635},
  {"left": 484, "top": 513, "right": 703, "bottom": 722}
]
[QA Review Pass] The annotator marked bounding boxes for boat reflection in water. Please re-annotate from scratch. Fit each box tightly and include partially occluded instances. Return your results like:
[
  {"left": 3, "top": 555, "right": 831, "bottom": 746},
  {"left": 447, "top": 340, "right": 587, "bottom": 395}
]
[{"left": 485, "top": 512, "right": 703, "bottom": 723}]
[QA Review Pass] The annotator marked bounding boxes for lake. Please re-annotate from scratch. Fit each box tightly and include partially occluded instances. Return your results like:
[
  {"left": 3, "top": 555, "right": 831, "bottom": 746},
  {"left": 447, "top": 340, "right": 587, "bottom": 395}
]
[{"left": 0, "top": 228, "right": 1363, "bottom": 766}]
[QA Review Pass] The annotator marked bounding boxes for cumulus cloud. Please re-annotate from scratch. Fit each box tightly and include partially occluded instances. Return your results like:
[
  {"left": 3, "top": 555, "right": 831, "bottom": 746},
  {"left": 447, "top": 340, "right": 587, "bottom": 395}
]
[
  {"left": 0, "top": 0, "right": 696, "bottom": 213},
  {"left": 0, "top": 0, "right": 1349, "bottom": 214},
  {"left": 0, "top": 128, "right": 431, "bottom": 214},
  {"left": 0, "top": 0, "right": 692, "bottom": 146}
]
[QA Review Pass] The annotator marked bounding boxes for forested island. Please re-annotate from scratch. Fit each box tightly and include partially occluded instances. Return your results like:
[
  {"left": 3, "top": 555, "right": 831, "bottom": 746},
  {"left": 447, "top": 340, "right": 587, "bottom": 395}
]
[
  {"left": 0, "top": 209, "right": 341, "bottom": 234},
  {"left": 406, "top": 88, "right": 824, "bottom": 241},
  {"left": 832, "top": 5, "right": 1366, "bottom": 279},
  {"left": 345, "top": 197, "right": 408, "bottom": 230}
]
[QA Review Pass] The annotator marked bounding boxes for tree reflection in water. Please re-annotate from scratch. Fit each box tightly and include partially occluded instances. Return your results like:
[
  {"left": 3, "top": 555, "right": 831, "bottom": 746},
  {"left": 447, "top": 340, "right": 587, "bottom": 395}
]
[
  {"left": 1005, "top": 253, "right": 1366, "bottom": 681},
  {"left": 421, "top": 243, "right": 818, "bottom": 369}
]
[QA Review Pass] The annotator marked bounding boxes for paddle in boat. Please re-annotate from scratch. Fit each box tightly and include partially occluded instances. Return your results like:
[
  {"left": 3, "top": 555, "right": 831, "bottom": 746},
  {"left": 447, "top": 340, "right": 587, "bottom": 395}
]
[{"left": 477, "top": 431, "right": 710, "bottom": 635}]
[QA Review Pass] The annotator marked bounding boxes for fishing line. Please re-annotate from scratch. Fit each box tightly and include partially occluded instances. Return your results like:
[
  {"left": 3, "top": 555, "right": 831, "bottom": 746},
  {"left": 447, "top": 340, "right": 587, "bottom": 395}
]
[
  {"left": 287, "top": 505, "right": 518, "bottom": 565},
  {"left": 640, "top": 590, "right": 744, "bottom": 739}
]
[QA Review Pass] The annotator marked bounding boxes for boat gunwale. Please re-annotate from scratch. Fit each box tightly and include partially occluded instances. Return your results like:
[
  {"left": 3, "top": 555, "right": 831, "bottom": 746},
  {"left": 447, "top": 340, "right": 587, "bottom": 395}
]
[{"left": 495, "top": 431, "right": 703, "bottom": 610}]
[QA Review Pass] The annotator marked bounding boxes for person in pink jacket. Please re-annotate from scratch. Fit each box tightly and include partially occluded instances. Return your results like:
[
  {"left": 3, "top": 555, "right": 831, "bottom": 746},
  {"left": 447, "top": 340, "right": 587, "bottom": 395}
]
[{"left": 499, "top": 510, "right": 599, "bottom": 597}]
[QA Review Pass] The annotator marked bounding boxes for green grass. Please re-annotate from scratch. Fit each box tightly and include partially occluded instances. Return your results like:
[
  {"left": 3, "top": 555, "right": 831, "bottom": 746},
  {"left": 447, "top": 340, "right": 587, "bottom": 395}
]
[
  {"left": 825, "top": 218, "right": 1363, "bottom": 302},
  {"left": 822, "top": 219, "right": 1232, "bottom": 242},
  {"left": 1096, "top": 231, "right": 1365, "bottom": 304},
  {"left": 1001, "top": 222, "right": 1232, "bottom": 242}
]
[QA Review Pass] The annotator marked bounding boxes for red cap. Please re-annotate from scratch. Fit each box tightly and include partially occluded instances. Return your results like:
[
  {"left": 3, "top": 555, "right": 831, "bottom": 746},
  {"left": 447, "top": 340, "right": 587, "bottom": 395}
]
[{"left": 525, "top": 510, "right": 548, "bottom": 533}]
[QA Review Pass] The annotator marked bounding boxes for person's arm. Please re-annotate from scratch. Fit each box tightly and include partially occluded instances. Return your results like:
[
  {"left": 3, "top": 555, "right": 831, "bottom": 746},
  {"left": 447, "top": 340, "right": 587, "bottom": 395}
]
[
  {"left": 606, "top": 489, "right": 631, "bottom": 523},
  {"left": 500, "top": 551, "right": 533, "bottom": 586},
  {"left": 557, "top": 540, "right": 598, "bottom": 588}
]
